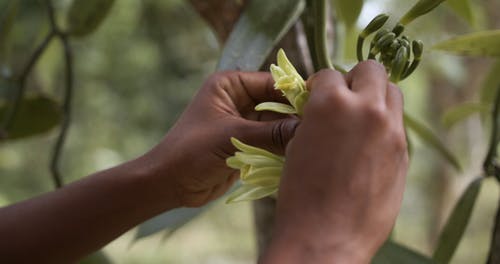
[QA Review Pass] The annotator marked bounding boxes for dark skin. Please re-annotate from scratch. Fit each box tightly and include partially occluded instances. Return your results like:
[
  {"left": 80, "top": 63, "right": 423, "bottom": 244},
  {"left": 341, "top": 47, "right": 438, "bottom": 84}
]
[{"left": 0, "top": 61, "right": 407, "bottom": 264}]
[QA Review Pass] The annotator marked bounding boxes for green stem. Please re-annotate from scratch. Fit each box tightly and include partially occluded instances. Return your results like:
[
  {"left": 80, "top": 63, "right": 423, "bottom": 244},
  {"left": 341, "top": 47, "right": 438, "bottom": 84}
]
[
  {"left": 312, "top": 0, "right": 333, "bottom": 69},
  {"left": 301, "top": 0, "right": 320, "bottom": 71},
  {"left": 356, "top": 36, "right": 364, "bottom": 62},
  {"left": 483, "top": 84, "right": 500, "bottom": 178}
]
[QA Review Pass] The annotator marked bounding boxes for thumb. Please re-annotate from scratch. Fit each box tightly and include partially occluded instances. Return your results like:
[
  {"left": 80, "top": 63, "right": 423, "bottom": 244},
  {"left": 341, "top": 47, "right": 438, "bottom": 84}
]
[{"left": 236, "top": 118, "right": 300, "bottom": 155}]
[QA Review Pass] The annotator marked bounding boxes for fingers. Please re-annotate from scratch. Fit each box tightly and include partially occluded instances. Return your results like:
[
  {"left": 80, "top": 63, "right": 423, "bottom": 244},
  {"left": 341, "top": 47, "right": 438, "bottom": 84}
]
[
  {"left": 235, "top": 118, "right": 300, "bottom": 155},
  {"left": 306, "top": 69, "right": 350, "bottom": 96},
  {"left": 386, "top": 83, "right": 404, "bottom": 124},
  {"left": 346, "top": 60, "right": 388, "bottom": 102},
  {"left": 224, "top": 71, "right": 289, "bottom": 104}
]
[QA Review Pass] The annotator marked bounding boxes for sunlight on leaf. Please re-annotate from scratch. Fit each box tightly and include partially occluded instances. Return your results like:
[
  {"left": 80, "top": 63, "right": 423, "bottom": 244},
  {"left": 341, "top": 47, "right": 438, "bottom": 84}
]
[
  {"left": 217, "top": 0, "right": 305, "bottom": 71},
  {"left": 332, "top": 0, "right": 364, "bottom": 29},
  {"left": 441, "top": 102, "right": 490, "bottom": 129},
  {"left": 433, "top": 30, "right": 500, "bottom": 57},
  {"left": 446, "top": 0, "right": 475, "bottom": 26}
]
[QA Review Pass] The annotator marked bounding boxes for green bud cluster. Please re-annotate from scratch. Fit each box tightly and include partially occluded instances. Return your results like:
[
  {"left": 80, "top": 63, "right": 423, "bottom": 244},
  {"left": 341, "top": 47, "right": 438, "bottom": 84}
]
[{"left": 356, "top": 14, "right": 424, "bottom": 83}]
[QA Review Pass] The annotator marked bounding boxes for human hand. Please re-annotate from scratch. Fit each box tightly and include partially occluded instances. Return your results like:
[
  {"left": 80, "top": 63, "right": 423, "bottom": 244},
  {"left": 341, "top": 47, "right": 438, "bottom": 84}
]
[
  {"left": 144, "top": 71, "right": 299, "bottom": 208},
  {"left": 262, "top": 61, "right": 408, "bottom": 263}
]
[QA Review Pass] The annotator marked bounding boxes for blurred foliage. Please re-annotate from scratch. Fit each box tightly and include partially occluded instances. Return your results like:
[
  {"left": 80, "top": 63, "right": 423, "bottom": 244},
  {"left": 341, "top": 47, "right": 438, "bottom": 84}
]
[{"left": 1, "top": 0, "right": 500, "bottom": 263}]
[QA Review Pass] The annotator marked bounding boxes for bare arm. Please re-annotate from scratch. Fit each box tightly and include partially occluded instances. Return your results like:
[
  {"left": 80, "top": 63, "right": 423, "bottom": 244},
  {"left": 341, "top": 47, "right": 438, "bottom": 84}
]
[{"left": 0, "top": 71, "right": 298, "bottom": 263}]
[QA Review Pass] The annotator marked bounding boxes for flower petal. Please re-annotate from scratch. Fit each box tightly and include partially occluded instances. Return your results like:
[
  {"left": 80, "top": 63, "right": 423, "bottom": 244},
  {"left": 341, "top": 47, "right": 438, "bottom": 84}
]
[
  {"left": 226, "top": 185, "right": 278, "bottom": 203},
  {"left": 255, "top": 102, "right": 297, "bottom": 114}
]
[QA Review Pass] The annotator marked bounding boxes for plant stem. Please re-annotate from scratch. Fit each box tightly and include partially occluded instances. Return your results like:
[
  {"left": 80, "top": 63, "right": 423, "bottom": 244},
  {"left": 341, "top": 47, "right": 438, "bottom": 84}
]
[
  {"left": 487, "top": 194, "right": 500, "bottom": 264},
  {"left": 483, "top": 84, "right": 500, "bottom": 178},
  {"left": 312, "top": 0, "right": 333, "bottom": 70},
  {"left": 50, "top": 34, "right": 73, "bottom": 189}
]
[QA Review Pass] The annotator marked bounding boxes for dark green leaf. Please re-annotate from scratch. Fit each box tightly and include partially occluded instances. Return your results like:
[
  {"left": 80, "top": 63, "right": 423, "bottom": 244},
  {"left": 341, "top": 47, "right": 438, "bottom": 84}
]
[
  {"left": 372, "top": 240, "right": 436, "bottom": 264},
  {"left": 404, "top": 112, "right": 461, "bottom": 171},
  {"left": 432, "top": 178, "right": 483, "bottom": 264},
  {"left": 0, "top": 94, "right": 63, "bottom": 140},
  {"left": 66, "top": 0, "right": 115, "bottom": 37},
  {"left": 79, "top": 250, "right": 112, "bottom": 264},
  {"left": 480, "top": 60, "right": 500, "bottom": 107},
  {"left": 441, "top": 102, "right": 490, "bottom": 129},
  {"left": 446, "top": 0, "right": 475, "bottom": 26},
  {"left": 433, "top": 30, "right": 500, "bottom": 57},
  {"left": 332, "top": 0, "right": 364, "bottom": 29},
  {"left": 217, "top": 0, "right": 305, "bottom": 71}
]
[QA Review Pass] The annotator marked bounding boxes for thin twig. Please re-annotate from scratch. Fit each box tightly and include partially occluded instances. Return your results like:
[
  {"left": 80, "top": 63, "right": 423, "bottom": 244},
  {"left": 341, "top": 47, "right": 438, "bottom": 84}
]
[
  {"left": 50, "top": 34, "right": 73, "bottom": 189},
  {"left": 0, "top": 31, "right": 55, "bottom": 137}
]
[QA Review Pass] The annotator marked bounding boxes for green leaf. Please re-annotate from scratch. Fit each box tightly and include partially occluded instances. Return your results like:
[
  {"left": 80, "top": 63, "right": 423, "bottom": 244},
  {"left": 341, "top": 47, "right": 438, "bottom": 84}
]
[
  {"left": 432, "top": 178, "right": 483, "bottom": 264},
  {"left": 0, "top": 0, "right": 19, "bottom": 54},
  {"left": 216, "top": 0, "right": 305, "bottom": 71},
  {"left": 0, "top": 94, "right": 63, "bottom": 140},
  {"left": 480, "top": 60, "right": 500, "bottom": 107},
  {"left": 372, "top": 240, "right": 436, "bottom": 264},
  {"left": 441, "top": 102, "right": 490, "bottom": 129},
  {"left": 226, "top": 184, "right": 277, "bottom": 203},
  {"left": 399, "top": 0, "right": 447, "bottom": 25},
  {"left": 446, "top": 0, "right": 475, "bottom": 26},
  {"left": 404, "top": 112, "right": 461, "bottom": 171},
  {"left": 433, "top": 30, "right": 500, "bottom": 57},
  {"left": 135, "top": 184, "right": 241, "bottom": 240},
  {"left": 66, "top": 0, "right": 115, "bottom": 37},
  {"left": 332, "top": 0, "right": 364, "bottom": 29},
  {"left": 79, "top": 250, "right": 112, "bottom": 264},
  {"left": 255, "top": 102, "right": 297, "bottom": 114}
]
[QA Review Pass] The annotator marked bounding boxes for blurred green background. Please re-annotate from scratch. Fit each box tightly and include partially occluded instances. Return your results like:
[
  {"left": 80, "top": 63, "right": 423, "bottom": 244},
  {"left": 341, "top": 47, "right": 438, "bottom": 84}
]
[{"left": 0, "top": 0, "right": 498, "bottom": 263}]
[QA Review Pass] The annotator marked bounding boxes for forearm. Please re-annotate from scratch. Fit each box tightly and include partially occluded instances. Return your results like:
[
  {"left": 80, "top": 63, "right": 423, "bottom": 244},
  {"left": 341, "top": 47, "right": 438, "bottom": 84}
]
[{"left": 0, "top": 154, "right": 178, "bottom": 263}]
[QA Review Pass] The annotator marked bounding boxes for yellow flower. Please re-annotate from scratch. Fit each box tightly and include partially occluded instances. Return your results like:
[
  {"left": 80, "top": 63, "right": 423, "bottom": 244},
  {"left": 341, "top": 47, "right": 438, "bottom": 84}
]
[
  {"left": 226, "top": 49, "right": 308, "bottom": 204},
  {"left": 256, "top": 49, "right": 309, "bottom": 116}
]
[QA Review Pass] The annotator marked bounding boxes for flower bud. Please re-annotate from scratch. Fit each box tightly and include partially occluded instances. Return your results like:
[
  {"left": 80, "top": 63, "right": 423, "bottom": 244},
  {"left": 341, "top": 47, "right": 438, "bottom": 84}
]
[{"left": 360, "top": 14, "right": 389, "bottom": 38}]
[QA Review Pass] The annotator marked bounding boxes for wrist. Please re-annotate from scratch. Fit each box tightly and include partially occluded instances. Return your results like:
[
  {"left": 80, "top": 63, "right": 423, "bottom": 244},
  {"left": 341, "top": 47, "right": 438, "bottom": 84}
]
[
  {"left": 121, "top": 149, "right": 181, "bottom": 211},
  {"left": 261, "top": 229, "right": 372, "bottom": 264}
]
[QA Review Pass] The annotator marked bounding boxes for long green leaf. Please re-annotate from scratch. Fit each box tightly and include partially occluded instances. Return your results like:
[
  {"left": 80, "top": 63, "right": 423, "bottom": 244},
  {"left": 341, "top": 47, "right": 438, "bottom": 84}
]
[
  {"left": 217, "top": 0, "right": 305, "bottom": 71},
  {"left": 404, "top": 112, "right": 461, "bottom": 170},
  {"left": 432, "top": 178, "right": 483, "bottom": 264},
  {"left": 446, "top": 0, "right": 474, "bottom": 26},
  {"left": 399, "top": 0, "right": 447, "bottom": 25},
  {"left": 441, "top": 102, "right": 490, "bottom": 129},
  {"left": 433, "top": 30, "right": 500, "bottom": 57},
  {"left": 332, "top": 0, "right": 364, "bottom": 29},
  {"left": 0, "top": 94, "right": 63, "bottom": 140},
  {"left": 372, "top": 240, "right": 436, "bottom": 264},
  {"left": 480, "top": 60, "right": 500, "bottom": 107},
  {"left": 66, "top": 0, "right": 115, "bottom": 37}
]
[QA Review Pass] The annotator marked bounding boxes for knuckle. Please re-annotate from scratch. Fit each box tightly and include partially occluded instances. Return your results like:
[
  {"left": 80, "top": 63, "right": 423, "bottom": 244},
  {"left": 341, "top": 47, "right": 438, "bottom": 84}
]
[
  {"left": 363, "top": 103, "right": 388, "bottom": 123},
  {"left": 205, "top": 71, "right": 234, "bottom": 89},
  {"left": 360, "top": 59, "right": 386, "bottom": 72}
]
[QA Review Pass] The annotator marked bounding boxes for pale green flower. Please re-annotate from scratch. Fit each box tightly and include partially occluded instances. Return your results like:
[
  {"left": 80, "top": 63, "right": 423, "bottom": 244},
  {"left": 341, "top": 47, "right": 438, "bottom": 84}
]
[
  {"left": 256, "top": 49, "right": 309, "bottom": 116},
  {"left": 226, "top": 49, "right": 307, "bottom": 204},
  {"left": 226, "top": 138, "right": 283, "bottom": 203}
]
